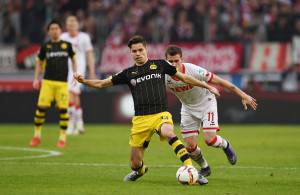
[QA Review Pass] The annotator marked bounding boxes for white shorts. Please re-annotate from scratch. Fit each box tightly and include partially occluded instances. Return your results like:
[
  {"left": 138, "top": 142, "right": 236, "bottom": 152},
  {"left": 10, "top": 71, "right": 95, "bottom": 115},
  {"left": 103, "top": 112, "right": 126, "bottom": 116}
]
[
  {"left": 68, "top": 64, "right": 86, "bottom": 94},
  {"left": 180, "top": 97, "right": 220, "bottom": 138},
  {"left": 68, "top": 80, "right": 82, "bottom": 94}
]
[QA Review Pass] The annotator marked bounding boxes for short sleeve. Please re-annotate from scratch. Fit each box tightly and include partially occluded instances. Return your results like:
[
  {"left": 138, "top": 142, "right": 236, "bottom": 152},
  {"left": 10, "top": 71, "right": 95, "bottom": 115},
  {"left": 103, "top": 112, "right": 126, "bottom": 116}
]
[
  {"left": 37, "top": 44, "right": 46, "bottom": 61},
  {"left": 111, "top": 70, "right": 128, "bottom": 85},
  {"left": 67, "top": 42, "right": 75, "bottom": 58},
  {"left": 162, "top": 60, "right": 177, "bottom": 76},
  {"left": 193, "top": 65, "right": 214, "bottom": 82}
]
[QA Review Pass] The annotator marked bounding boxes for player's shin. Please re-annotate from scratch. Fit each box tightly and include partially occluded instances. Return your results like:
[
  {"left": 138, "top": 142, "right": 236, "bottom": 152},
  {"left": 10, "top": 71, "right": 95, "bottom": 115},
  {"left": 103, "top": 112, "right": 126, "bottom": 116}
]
[
  {"left": 33, "top": 107, "right": 46, "bottom": 137},
  {"left": 59, "top": 109, "right": 69, "bottom": 142},
  {"left": 168, "top": 136, "right": 192, "bottom": 166},
  {"left": 187, "top": 145, "right": 209, "bottom": 168},
  {"left": 206, "top": 135, "right": 228, "bottom": 149},
  {"left": 67, "top": 103, "right": 75, "bottom": 135},
  {"left": 75, "top": 105, "right": 84, "bottom": 133}
]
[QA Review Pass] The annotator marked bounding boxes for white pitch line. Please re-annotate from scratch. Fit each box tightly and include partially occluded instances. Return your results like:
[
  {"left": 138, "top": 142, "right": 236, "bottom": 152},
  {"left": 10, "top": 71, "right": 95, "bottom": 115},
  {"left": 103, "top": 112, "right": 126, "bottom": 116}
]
[
  {"left": 0, "top": 161, "right": 299, "bottom": 171},
  {"left": 0, "top": 146, "right": 298, "bottom": 171},
  {"left": 0, "top": 146, "right": 62, "bottom": 161}
]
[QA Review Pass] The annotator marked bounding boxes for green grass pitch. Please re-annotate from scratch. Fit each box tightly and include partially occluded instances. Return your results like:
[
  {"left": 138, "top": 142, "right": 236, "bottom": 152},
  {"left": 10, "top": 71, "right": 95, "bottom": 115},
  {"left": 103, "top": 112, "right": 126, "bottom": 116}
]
[{"left": 0, "top": 124, "right": 299, "bottom": 195}]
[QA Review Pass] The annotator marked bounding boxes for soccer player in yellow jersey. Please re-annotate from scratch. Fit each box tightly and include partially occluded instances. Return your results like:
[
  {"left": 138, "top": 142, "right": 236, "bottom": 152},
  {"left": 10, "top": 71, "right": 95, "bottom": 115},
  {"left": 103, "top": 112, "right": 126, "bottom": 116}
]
[
  {"left": 74, "top": 35, "right": 220, "bottom": 184},
  {"left": 30, "top": 20, "right": 77, "bottom": 148}
]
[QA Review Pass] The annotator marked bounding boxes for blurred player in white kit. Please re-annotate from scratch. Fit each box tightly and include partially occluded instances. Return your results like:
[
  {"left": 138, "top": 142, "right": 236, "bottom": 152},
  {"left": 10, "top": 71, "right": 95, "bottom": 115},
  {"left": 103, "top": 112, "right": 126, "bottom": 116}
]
[
  {"left": 165, "top": 45, "right": 257, "bottom": 176},
  {"left": 61, "top": 15, "right": 96, "bottom": 135}
]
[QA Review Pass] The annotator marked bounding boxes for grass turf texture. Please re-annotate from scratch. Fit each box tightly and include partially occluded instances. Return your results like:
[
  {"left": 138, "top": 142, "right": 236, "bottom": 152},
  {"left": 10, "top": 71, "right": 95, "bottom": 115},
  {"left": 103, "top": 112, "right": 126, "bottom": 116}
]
[{"left": 0, "top": 124, "right": 299, "bottom": 195}]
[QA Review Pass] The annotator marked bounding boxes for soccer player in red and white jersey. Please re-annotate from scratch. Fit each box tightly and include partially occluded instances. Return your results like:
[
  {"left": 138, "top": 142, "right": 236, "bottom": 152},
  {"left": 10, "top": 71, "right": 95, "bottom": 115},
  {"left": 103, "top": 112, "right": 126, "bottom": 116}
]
[
  {"left": 165, "top": 46, "right": 257, "bottom": 176},
  {"left": 61, "top": 15, "right": 96, "bottom": 135}
]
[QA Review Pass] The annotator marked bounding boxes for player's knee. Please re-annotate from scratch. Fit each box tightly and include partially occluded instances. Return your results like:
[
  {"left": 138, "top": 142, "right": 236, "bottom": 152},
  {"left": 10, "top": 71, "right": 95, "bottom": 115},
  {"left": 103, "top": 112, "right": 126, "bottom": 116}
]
[
  {"left": 186, "top": 142, "right": 197, "bottom": 153},
  {"left": 160, "top": 123, "right": 175, "bottom": 139}
]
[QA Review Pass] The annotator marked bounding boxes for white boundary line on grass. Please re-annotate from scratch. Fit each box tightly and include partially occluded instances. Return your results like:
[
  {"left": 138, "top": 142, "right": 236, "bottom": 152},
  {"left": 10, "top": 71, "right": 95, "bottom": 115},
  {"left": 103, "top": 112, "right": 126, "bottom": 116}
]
[
  {"left": 0, "top": 146, "right": 62, "bottom": 160},
  {"left": 0, "top": 161, "right": 299, "bottom": 171},
  {"left": 0, "top": 146, "right": 298, "bottom": 171}
]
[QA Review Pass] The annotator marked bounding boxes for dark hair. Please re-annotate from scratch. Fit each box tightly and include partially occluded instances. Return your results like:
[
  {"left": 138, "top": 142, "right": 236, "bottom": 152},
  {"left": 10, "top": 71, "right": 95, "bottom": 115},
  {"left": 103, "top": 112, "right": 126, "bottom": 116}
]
[
  {"left": 165, "top": 45, "right": 182, "bottom": 58},
  {"left": 127, "top": 35, "right": 147, "bottom": 48},
  {"left": 47, "top": 19, "right": 62, "bottom": 31}
]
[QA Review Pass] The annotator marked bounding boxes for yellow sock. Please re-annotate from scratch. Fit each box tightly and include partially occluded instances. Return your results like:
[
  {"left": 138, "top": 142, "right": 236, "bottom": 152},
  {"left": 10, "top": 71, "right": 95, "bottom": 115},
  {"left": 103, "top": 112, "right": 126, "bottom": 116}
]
[
  {"left": 59, "top": 130, "right": 66, "bottom": 141},
  {"left": 34, "top": 126, "right": 42, "bottom": 138},
  {"left": 169, "top": 136, "right": 192, "bottom": 166}
]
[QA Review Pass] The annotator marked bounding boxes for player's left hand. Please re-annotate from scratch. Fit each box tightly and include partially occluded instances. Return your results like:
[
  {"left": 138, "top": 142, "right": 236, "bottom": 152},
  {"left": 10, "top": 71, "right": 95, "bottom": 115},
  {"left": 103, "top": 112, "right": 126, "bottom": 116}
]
[{"left": 241, "top": 95, "right": 257, "bottom": 110}]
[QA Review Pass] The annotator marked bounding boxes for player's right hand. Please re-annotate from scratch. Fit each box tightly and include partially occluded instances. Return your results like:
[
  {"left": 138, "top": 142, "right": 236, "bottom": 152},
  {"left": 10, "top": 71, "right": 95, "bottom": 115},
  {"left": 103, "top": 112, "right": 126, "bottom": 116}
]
[
  {"left": 241, "top": 94, "right": 257, "bottom": 110},
  {"left": 33, "top": 79, "right": 40, "bottom": 90},
  {"left": 73, "top": 73, "right": 85, "bottom": 83}
]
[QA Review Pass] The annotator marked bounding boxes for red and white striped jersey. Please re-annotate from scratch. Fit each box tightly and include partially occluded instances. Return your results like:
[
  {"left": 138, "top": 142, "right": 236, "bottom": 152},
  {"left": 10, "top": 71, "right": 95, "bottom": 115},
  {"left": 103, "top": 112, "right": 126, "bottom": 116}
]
[{"left": 165, "top": 62, "right": 215, "bottom": 110}]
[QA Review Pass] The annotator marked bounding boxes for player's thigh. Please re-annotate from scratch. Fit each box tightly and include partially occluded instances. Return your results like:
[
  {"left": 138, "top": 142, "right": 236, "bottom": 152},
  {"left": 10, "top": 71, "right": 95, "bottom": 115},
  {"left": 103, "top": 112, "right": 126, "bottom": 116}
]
[
  {"left": 180, "top": 110, "right": 201, "bottom": 139},
  {"left": 55, "top": 82, "right": 69, "bottom": 109},
  {"left": 130, "top": 116, "right": 155, "bottom": 148},
  {"left": 37, "top": 80, "right": 54, "bottom": 107},
  {"left": 154, "top": 112, "right": 174, "bottom": 138}
]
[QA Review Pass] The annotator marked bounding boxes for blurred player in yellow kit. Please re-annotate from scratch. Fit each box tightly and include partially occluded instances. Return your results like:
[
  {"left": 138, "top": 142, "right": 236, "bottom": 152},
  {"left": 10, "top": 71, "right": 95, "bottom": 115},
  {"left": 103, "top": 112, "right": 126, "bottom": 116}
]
[{"left": 30, "top": 20, "right": 77, "bottom": 148}]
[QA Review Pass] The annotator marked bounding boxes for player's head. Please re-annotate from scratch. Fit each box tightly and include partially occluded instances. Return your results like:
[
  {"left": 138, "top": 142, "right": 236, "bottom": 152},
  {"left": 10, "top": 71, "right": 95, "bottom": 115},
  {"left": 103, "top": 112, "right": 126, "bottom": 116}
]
[
  {"left": 47, "top": 20, "right": 62, "bottom": 41},
  {"left": 165, "top": 45, "right": 183, "bottom": 67},
  {"left": 128, "top": 35, "right": 148, "bottom": 65},
  {"left": 66, "top": 15, "right": 79, "bottom": 34}
]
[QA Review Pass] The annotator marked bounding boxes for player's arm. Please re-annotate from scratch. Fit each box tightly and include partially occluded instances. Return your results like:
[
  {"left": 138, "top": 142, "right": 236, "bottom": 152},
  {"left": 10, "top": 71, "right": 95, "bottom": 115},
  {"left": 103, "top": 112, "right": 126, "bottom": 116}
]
[
  {"left": 33, "top": 45, "right": 46, "bottom": 90},
  {"left": 74, "top": 74, "right": 113, "bottom": 88},
  {"left": 174, "top": 71, "right": 220, "bottom": 97},
  {"left": 70, "top": 56, "right": 78, "bottom": 75},
  {"left": 86, "top": 50, "right": 96, "bottom": 79},
  {"left": 210, "top": 74, "right": 257, "bottom": 110},
  {"left": 33, "top": 59, "right": 43, "bottom": 90}
]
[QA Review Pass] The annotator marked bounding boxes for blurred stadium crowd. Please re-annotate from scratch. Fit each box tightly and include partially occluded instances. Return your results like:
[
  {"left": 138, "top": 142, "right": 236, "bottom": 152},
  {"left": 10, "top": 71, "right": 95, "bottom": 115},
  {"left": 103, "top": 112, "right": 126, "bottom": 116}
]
[
  {"left": 1, "top": 0, "right": 300, "bottom": 45},
  {"left": 0, "top": 0, "right": 299, "bottom": 92}
]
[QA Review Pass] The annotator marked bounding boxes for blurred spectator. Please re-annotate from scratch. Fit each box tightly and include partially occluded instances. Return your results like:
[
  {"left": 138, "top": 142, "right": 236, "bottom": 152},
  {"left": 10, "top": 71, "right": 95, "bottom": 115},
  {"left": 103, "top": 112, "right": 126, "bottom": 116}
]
[{"left": 1, "top": 0, "right": 300, "bottom": 49}]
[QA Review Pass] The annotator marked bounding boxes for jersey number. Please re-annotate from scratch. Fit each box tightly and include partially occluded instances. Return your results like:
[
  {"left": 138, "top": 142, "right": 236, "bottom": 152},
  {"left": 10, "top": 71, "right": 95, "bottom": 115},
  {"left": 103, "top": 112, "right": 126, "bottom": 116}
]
[{"left": 207, "top": 112, "right": 214, "bottom": 122}]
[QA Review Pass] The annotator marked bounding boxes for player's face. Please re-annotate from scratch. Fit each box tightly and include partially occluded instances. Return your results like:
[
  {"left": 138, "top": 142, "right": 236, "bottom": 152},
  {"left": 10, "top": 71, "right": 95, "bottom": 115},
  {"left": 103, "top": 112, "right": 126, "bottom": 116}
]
[
  {"left": 66, "top": 17, "right": 79, "bottom": 32},
  {"left": 48, "top": 24, "right": 62, "bottom": 40},
  {"left": 166, "top": 54, "right": 182, "bottom": 67},
  {"left": 130, "top": 43, "right": 148, "bottom": 65}
]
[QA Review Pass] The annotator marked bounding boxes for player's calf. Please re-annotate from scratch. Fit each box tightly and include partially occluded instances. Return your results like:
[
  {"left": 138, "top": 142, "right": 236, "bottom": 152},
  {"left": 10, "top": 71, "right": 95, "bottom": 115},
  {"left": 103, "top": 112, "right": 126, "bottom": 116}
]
[
  {"left": 205, "top": 135, "right": 237, "bottom": 165},
  {"left": 186, "top": 144, "right": 211, "bottom": 176}
]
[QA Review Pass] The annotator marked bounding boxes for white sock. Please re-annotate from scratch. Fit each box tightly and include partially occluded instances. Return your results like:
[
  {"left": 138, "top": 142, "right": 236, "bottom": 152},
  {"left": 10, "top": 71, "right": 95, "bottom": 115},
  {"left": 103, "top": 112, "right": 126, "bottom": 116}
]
[
  {"left": 67, "top": 106, "right": 76, "bottom": 134},
  {"left": 209, "top": 135, "right": 228, "bottom": 149},
  {"left": 75, "top": 107, "right": 84, "bottom": 131},
  {"left": 189, "top": 146, "right": 208, "bottom": 168}
]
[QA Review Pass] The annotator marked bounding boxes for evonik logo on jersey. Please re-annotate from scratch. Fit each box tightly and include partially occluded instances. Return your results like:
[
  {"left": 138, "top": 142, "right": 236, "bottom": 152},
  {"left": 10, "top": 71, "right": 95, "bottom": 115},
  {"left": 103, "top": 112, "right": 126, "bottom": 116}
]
[{"left": 136, "top": 73, "right": 162, "bottom": 83}]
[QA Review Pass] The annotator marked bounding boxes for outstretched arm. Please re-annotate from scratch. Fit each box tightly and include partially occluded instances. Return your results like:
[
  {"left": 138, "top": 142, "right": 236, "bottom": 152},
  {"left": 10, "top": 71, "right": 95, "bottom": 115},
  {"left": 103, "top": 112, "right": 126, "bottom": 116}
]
[
  {"left": 174, "top": 71, "right": 220, "bottom": 97},
  {"left": 73, "top": 74, "right": 113, "bottom": 89},
  {"left": 211, "top": 74, "right": 257, "bottom": 110}
]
